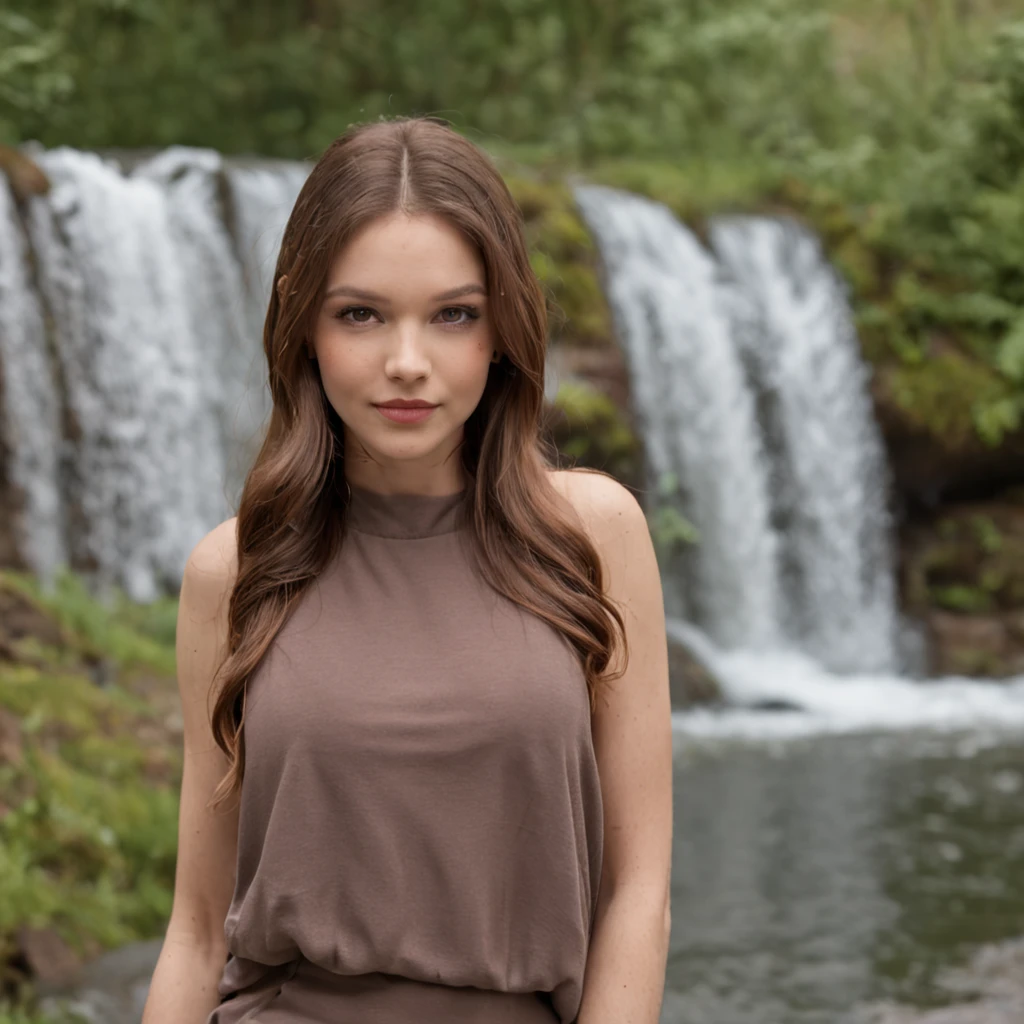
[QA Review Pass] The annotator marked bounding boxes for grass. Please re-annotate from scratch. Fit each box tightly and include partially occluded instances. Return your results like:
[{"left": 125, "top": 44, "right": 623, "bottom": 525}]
[{"left": 0, "top": 569, "right": 182, "bottom": 1016}]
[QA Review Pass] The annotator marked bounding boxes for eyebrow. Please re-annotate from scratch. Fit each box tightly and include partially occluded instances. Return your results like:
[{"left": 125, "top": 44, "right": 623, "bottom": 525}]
[{"left": 323, "top": 283, "right": 487, "bottom": 303}]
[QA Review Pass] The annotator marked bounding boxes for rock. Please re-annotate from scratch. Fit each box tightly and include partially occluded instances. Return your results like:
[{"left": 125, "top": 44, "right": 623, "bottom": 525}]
[
  {"left": 871, "top": 360, "right": 1024, "bottom": 509},
  {"left": 859, "top": 937, "right": 1024, "bottom": 1024},
  {"left": 35, "top": 937, "right": 164, "bottom": 1024},
  {"left": 545, "top": 345, "right": 646, "bottom": 492},
  {"left": 548, "top": 343, "right": 635, "bottom": 421},
  {"left": 0, "top": 144, "right": 51, "bottom": 200},
  {"left": 901, "top": 497, "right": 1024, "bottom": 676},
  {"left": 16, "top": 926, "right": 83, "bottom": 988},
  {"left": 742, "top": 698, "right": 804, "bottom": 713},
  {"left": 865, "top": 1003, "right": 1022, "bottom": 1024},
  {"left": 667, "top": 633, "right": 723, "bottom": 707},
  {"left": 0, "top": 583, "right": 67, "bottom": 652},
  {"left": 926, "top": 611, "right": 1013, "bottom": 677}
]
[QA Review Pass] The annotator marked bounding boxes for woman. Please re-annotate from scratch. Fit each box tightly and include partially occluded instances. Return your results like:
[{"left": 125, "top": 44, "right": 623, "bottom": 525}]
[{"left": 142, "top": 115, "right": 673, "bottom": 1024}]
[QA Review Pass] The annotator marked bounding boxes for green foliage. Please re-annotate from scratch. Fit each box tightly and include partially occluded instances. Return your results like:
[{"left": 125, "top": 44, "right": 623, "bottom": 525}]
[
  {"left": 0, "top": 572, "right": 181, "bottom": 1014},
  {"left": 0, "top": 1007, "right": 83, "bottom": 1024},
  {"left": 550, "top": 380, "right": 640, "bottom": 484},
  {"left": 647, "top": 472, "right": 700, "bottom": 559},
  {"left": 0, "top": 0, "right": 847, "bottom": 163},
  {"left": 1, "top": 570, "right": 177, "bottom": 676},
  {"left": 904, "top": 501, "right": 1024, "bottom": 621},
  {"left": 885, "top": 353, "right": 1012, "bottom": 447},
  {"left": 930, "top": 584, "right": 994, "bottom": 614},
  {"left": 4, "top": 1, "right": 1024, "bottom": 451},
  {"left": 505, "top": 175, "right": 614, "bottom": 346}
]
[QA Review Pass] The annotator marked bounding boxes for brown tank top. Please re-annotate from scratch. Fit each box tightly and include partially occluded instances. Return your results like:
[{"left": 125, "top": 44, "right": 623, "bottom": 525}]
[{"left": 207, "top": 482, "right": 604, "bottom": 1024}]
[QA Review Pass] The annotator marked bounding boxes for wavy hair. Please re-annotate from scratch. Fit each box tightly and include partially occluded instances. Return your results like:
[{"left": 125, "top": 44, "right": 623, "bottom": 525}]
[{"left": 208, "top": 116, "right": 628, "bottom": 811}]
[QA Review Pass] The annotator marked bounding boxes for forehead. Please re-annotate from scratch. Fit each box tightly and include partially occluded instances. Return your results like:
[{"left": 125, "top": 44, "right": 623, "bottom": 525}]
[{"left": 327, "top": 212, "right": 484, "bottom": 285}]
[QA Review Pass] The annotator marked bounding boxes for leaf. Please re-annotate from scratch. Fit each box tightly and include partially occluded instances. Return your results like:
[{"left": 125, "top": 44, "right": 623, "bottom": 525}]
[{"left": 995, "top": 315, "right": 1024, "bottom": 382}]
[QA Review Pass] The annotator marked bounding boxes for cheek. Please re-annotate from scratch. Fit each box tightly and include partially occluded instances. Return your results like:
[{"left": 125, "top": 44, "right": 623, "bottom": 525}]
[
  {"left": 315, "top": 345, "right": 370, "bottom": 402},
  {"left": 443, "top": 348, "right": 494, "bottom": 397}
]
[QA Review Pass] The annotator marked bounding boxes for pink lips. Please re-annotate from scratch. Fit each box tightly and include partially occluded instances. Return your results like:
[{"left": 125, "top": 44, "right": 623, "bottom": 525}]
[{"left": 374, "top": 403, "right": 437, "bottom": 424}]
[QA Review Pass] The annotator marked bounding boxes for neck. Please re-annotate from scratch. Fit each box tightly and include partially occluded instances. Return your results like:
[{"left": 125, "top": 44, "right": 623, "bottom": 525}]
[
  {"left": 343, "top": 467, "right": 469, "bottom": 499},
  {"left": 344, "top": 479, "right": 469, "bottom": 539},
  {"left": 341, "top": 430, "right": 468, "bottom": 498}
]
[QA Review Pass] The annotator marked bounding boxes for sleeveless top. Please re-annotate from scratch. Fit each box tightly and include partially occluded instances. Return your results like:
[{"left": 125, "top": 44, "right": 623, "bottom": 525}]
[{"left": 207, "top": 482, "right": 605, "bottom": 1024}]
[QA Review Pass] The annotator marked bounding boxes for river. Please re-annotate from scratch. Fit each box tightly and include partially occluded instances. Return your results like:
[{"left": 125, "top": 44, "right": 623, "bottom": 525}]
[{"left": 663, "top": 725, "right": 1024, "bottom": 1023}]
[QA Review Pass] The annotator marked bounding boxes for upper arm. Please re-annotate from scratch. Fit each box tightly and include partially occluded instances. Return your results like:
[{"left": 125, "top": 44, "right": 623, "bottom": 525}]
[
  {"left": 553, "top": 469, "right": 673, "bottom": 914},
  {"left": 165, "top": 516, "right": 242, "bottom": 953}
]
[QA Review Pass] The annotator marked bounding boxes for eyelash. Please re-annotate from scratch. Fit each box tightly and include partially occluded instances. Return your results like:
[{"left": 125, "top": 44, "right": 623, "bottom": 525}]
[{"left": 333, "top": 304, "right": 481, "bottom": 330}]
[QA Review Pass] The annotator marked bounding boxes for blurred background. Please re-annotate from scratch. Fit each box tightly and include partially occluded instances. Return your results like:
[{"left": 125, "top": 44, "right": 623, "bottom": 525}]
[{"left": 3, "top": 1, "right": 1024, "bottom": 1021}]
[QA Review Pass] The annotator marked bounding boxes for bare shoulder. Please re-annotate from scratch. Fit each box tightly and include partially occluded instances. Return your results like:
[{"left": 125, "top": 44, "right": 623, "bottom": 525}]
[
  {"left": 546, "top": 468, "right": 646, "bottom": 546},
  {"left": 183, "top": 515, "right": 239, "bottom": 606},
  {"left": 175, "top": 517, "right": 239, "bottom": 737}
]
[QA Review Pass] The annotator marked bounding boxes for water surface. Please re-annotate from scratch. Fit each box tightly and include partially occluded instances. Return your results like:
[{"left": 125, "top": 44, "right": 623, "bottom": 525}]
[{"left": 664, "top": 728, "right": 1024, "bottom": 1023}]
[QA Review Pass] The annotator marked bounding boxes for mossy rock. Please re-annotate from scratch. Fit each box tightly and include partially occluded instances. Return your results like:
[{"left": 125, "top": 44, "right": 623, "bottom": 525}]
[
  {"left": 505, "top": 175, "right": 614, "bottom": 349},
  {"left": 666, "top": 633, "right": 723, "bottom": 707},
  {"left": 546, "top": 379, "right": 642, "bottom": 489},
  {"left": 883, "top": 352, "right": 1009, "bottom": 451},
  {"left": 902, "top": 497, "right": 1024, "bottom": 672}
]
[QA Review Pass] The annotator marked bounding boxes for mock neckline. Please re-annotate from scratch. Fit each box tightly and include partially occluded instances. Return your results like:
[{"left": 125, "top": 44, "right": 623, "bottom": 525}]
[{"left": 344, "top": 481, "right": 469, "bottom": 539}]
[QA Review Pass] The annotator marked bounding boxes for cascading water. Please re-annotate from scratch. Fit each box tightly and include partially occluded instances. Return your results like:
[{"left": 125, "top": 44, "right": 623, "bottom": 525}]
[
  {"left": 0, "top": 145, "right": 307, "bottom": 601},
  {"left": 572, "top": 185, "right": 782, "bottom": 652},
  {"left": 709, "top": 216, "right": 898, "bottom": 674},
  {"left": 0, "top": 178, "right": 67, "bottom": 581},
  {"left": 573, "top": 183, "right": 1024, "bottom": 731}
]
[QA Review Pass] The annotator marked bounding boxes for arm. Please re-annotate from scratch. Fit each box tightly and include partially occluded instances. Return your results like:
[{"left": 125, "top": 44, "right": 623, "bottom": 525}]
[
  {"left": 142, "top": 518, "right": 243, "bottom": 1024},
  {"left": 558, "top": 470, "right": 674, "bottom": 1024}
]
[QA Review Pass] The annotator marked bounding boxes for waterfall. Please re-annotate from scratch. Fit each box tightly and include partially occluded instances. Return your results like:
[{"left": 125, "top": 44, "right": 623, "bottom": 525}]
[
  {"left": 0, "top": 178, "right": 67, "bottom": 580},
  {"left": 573, "top": 184, "right": 899, "bottom": 675},
  {"left": 710, "top": 217, "right": 898, "bottom": 673},
  {"left": 572, "top": 185, "right": 783, "bottom": 652},
  {"left": 0, "top": 145, "right": 307, "bottom": 601}
]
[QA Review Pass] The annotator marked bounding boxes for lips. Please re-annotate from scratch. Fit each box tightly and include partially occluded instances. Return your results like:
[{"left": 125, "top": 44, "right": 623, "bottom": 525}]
[
  {"left": 374, "top": 400, "right": 437, "bottom": 409},
  {"left": 374, "top": 402, "right": 438, "bottom": 424}
]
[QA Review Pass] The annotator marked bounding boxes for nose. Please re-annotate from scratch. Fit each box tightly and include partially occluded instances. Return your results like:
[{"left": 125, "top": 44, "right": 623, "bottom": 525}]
[{"left": 384, "top": 320, "right": 431, "bottom": 381}]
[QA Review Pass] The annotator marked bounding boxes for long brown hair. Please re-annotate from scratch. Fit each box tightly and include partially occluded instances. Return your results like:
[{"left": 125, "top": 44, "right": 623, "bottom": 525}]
[{"left": 208, "top": 116, "right": 628, "bottom": 811}]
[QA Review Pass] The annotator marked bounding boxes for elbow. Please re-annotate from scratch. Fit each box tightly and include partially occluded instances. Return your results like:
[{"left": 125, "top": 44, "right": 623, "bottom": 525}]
[{"left": 596, "top": 876, "right": 672, "bottom": 932}]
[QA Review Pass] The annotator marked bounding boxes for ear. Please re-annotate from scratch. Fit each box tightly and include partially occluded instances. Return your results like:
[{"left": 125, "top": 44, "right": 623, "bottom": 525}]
[{"left": 276, "top": 274, "right": 289, "bottom": 301}]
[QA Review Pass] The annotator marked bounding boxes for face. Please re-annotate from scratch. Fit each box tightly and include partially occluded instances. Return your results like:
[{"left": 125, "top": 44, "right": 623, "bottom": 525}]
[{"left": 309, "top": 211, "right": 498, "bottom": 490}]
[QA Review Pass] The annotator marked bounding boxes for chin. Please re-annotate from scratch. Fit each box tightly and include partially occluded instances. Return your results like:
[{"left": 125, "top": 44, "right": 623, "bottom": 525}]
[{"left": 360, "top": 426, "right": 456, "bottom": 461}]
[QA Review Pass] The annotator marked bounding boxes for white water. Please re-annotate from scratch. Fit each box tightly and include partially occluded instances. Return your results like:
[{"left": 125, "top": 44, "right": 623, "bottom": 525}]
[
  {"left": 670, "top": 618, "right": 1024, "bottom": 740},
  {"left": 573, "top": 185, "right": 782, "bottom": 650},
  {"left": 1, "top": 146, "right": 307, "bottom": 600},
  {"left": 710, "top": 217, "right": 898, "bottom": 673},
  {"left": 0, "top": 177, "right": 67, "bottom": 580},
  {"left": 574, "top": 184, "right": 1024, "bottom": 737}
]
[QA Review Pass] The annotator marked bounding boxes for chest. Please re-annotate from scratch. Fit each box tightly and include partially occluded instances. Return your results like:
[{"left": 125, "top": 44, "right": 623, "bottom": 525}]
[{"left": 242, "top": 532, "right": 593, "bottom": 770}]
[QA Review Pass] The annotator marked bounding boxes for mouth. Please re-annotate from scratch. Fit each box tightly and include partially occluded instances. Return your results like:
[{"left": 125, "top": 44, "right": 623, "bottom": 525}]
[{"left": 373, "top": 402, "right": 438, "bottom": 424}]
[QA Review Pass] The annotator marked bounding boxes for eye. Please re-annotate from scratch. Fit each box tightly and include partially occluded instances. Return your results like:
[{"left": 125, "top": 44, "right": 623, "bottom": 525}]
[
  {"left": 437, "top": 305, "right": 481, "bottom": 328},
  {"left": 335, "top": 305, "right": 379, "bottom": 325}
]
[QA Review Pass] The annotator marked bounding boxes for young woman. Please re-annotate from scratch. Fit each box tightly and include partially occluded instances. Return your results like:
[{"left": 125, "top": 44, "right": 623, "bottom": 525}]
[{"left": 141, "top": 115, "right": 673, "bottom": 1024}]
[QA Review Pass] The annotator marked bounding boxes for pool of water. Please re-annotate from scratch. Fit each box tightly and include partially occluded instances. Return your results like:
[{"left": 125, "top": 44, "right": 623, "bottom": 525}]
[{"left": 662, "top": 727, "right": 1024, "bottom": 1024}]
